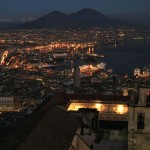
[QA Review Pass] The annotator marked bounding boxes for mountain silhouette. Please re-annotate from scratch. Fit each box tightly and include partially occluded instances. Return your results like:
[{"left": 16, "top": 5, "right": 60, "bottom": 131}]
[
  {"left": 0, "top": 8, "right": 147, "bottom": 29},
  {"left": 72, "top": 8, "right": 104, "bottom": 16},
  {"left": 21, "top": 8, "right": 130, "bottom": 29}
]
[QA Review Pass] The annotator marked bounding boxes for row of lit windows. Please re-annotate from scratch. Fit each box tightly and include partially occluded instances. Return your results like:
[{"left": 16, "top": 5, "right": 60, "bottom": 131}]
[
  {"left": 0, "top": 100, "right": 13, "bottom": 103},
  {"left": 0, "top": 106, "right": 14, "bottom": 108},
  {"left": 0, "top": 97, "right": 13, "bottom": 101}
]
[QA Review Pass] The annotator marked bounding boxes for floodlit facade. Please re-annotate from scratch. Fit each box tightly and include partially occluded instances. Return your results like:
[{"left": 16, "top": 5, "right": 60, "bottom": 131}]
[
  {"left": 134, "top": 68, "right": 141, "bottom": 76},
  {"left": 67, "top": 100, "right": 128, "bottom": 121},
  {"left": 134, "top": 67, "right": 150, "bottom": 77},
  {"left": 0, "top": 96, "right": 22, "bottom": 112}
]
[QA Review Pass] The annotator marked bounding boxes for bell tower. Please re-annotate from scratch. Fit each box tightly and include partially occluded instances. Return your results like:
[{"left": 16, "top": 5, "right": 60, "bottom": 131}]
[{"left": 128, "top": 85, "right": 150, "bottom": 150}]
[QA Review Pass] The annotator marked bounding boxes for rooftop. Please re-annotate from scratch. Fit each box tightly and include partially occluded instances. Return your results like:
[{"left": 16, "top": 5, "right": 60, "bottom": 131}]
[{"left": 0, "top": 98, "right": 79, "bottom": 150}]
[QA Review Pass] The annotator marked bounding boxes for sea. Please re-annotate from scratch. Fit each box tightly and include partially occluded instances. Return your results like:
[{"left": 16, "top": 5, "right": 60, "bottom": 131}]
[{"left": 95, "top": 39, "right": 150, "bottom": 74}]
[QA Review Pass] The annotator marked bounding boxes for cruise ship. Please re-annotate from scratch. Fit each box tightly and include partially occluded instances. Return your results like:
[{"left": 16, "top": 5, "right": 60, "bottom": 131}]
[{"left": 79, "top": 63, "right": 106, "bottom": 76}]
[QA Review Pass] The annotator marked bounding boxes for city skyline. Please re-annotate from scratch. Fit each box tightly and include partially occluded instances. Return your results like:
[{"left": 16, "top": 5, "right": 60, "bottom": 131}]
[
  {"left": 0, "top": 0, "right": 150, "bottom": 25},
  {"left": 0, "top": 1, "right": 150, "bottom": 149}
]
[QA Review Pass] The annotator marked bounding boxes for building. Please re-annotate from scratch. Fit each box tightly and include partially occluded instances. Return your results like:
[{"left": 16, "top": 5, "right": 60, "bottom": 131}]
[
  {"left": 0, "top": 96, "right": 22, "bottom": 112},
  {"left": 128, "top": 85, "right": 150, "bottom": 150},
  {"left": 66, "top": 94, "right": 132, "bottom": 150},
  {"left": 142, "top": 68, "right": 150, "bottom": 77},
  {"left": 0, "top": 94, "right": 132, "bottom": 150},
  {"left": 74, "top": 66, "right": 80, "bottom": 88},
  {"left": 69, "top": 134, "right": 91, "bottom": 150},
  {"left": 1, "top": 89, "right": 150, "bottom": 150},
  {"left": 134, "top": 68, "right": 141, "bottom": 76},
  {"left": 135, "top": 66, "right": 150, "bottom": 77}
]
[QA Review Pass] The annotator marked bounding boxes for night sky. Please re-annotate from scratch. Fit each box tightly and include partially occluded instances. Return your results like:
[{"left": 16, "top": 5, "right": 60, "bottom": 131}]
[{"left": 0, "top": 0, "right": 150, "bottom": 25}]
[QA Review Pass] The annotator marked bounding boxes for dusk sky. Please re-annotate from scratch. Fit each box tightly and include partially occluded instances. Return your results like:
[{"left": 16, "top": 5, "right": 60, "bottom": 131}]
[{"left": 0, "top": 0, "right": 150, "bottom": 25}]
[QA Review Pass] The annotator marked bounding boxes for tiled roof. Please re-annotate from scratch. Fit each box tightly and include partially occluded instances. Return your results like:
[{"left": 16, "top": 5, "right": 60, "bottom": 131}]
[
  {"left": 0, "top": 104, "right": 79, "bottom": 150},
  {"left": 60, "top": 93, "right": 139, "bottom": 105},
  {"left": 18, "top": 107, "right": 79, "bottom": 150}
]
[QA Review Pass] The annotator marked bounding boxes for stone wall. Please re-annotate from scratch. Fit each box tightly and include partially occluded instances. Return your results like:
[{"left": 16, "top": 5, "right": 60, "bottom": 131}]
[{"left": 128, "top": 107, "right": 150, "bottom": 150}]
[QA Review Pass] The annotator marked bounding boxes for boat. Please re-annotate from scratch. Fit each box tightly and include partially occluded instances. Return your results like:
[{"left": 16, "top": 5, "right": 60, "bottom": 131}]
[
  {"left": 79, "top": 63, "right": 106, "bottom": 75},
  {"left": 84, "top": 53, "right": 105, "bottom": 62},
  {"left": 39, "top": 64, "right": 56, "bottom": 69},
  {"left": 52, "top": 53, "right": 68, "bottom": 59},
  {"left": 85, "top": 53, "right": 105, "bottom": 58}
]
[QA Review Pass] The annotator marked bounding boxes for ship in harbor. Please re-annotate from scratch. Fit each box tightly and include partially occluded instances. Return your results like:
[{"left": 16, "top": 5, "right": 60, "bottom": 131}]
[
  {"left": 52, "top": 53, "right": 68, "bottom": 60},
  {"left": 85, "top": 53, "right": 105, "bottom": 58},
  {"left": 84, "top": 53, "right": 105, "bottom": 62},
  {"left": 39, "top": 63, "right": 56, "bottom": 69},
  {"left": 73, "top": 63, "right": 106, "bottom": 77}
]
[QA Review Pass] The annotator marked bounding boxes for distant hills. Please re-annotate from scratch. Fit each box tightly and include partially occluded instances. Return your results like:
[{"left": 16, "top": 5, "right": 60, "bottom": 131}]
[
  {"left": 21, "top": 8, "right": 128, "bottom": 29},
  {"left": 0, "top": 8, "right": 147, "bottom": 29}
]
